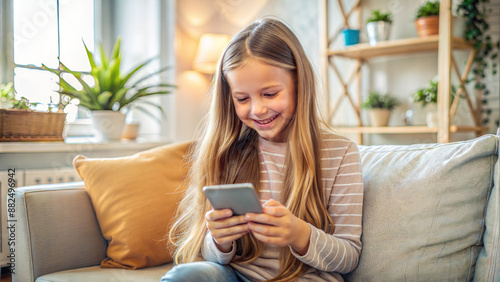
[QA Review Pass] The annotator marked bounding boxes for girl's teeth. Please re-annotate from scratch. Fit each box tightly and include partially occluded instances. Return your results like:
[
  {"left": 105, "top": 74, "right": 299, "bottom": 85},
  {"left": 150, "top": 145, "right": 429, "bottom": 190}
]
[{"left": 256, "top": 115, "right": 277, "bottom": 124}]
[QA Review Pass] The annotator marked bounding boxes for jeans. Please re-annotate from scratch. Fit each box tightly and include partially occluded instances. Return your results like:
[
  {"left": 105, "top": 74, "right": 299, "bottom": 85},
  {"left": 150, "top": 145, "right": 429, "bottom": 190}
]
[{"left": 161, "top": 261, "right": 240, "bottom": 282}]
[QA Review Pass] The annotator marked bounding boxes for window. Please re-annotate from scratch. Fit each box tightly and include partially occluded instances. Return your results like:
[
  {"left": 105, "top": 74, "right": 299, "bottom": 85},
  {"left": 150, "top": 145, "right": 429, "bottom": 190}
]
[
  {"left": 12, "top": 0, "right": 94, "bottom": 122},
  {"left": 3, "top": 0, "right": 176, "bottom": 139}
]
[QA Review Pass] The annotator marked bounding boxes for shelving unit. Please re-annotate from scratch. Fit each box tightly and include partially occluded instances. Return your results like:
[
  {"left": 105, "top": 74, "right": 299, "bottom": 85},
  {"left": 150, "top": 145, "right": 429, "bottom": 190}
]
[{"left": 319, "top": 0, "right": 488, "bottom": 144}]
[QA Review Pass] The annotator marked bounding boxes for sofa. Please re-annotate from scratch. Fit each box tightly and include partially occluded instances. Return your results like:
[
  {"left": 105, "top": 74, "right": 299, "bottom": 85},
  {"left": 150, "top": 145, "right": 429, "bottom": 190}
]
[{"left": 14, "top": 133, "right": 499, "bottom": 282}]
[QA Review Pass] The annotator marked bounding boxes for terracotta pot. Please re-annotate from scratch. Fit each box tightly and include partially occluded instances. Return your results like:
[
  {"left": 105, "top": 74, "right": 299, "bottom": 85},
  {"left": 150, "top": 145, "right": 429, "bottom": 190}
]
[
  {"left": 368, "top": 109, "right": 391, "bottom": 127},
  {"left": 415, "top": 16, "right": 439, "bottom": 37}
]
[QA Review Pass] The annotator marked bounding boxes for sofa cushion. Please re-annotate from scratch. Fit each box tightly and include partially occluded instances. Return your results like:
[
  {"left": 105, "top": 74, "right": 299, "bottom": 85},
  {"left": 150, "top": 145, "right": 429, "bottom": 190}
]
[
  {"left": 36, "top": 263, "right": 173, "bottom": 282},
  {"left": 345, "top": 134, "right": 498, "bottom": 281},
  {"left": 73, "top": 142, "right": 191, "bottom": 269},
  {"left": 474, "top": 142, "right": 500, "bottom": 281}
]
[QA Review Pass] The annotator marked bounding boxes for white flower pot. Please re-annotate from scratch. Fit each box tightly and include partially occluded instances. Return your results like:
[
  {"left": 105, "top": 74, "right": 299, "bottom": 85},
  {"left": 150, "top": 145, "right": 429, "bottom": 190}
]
[
  {"left": 426, "top": 111, "right": 439, "bottom": 128},
  {"left": 91, "top": 110, "right": 126, "bottom": 141}
]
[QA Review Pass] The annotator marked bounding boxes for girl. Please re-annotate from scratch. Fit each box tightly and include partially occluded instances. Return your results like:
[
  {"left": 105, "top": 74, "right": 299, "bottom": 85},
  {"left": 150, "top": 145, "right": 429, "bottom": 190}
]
[{"left": 163, "top": 17, "right": 363, "bottom": 282}]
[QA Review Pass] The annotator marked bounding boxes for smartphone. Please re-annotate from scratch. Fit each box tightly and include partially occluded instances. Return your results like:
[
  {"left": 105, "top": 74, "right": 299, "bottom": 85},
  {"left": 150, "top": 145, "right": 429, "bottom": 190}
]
[{"left": 203, "top": 183, "right": 263, "bottom": 216}]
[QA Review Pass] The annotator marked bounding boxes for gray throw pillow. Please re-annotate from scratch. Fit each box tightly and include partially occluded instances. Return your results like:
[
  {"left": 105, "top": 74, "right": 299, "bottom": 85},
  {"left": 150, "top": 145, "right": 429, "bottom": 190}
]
[{"left": 345, "top": 134, "right": 498, "bottom": 281}]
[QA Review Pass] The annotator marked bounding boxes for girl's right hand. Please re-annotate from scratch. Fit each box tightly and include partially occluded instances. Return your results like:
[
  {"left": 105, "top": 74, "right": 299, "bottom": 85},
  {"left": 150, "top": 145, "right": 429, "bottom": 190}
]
[{"left": 205, "top": 209, "right": 249, "bottom": 252}]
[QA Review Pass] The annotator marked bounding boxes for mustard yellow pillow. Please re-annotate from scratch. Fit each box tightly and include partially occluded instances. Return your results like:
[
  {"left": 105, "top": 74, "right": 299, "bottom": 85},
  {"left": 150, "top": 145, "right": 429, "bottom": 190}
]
[{"left": 73, "top": 141, "right": 192, "bottom": 269}]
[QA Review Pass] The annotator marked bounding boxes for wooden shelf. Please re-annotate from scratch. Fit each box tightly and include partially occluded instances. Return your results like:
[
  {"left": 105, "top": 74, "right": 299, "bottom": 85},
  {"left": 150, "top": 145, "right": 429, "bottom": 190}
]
[
  {"left": 336, "top": 126, "right": 487, "bottom": 134},
  {"left": 327, "top": 36, "right": 473, "bottom": 60},
  {"left": 321, "top": 0, "right": 484, "bottom": 144}
]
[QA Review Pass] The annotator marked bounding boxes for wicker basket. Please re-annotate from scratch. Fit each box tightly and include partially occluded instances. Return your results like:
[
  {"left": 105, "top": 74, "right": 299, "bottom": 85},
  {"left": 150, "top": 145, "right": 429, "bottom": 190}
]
[{"left": 0, "top": 109, "right": 67, "bottom": 142}]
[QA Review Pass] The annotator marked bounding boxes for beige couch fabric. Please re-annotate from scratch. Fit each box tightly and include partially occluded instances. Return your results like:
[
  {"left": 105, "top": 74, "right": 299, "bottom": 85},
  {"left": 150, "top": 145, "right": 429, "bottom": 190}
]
[
  {"left": 474, "top": 140, "right": 500, "bottom": 282},
  {"left": 36, "top": 264, "right": 173, "bottom": 282},
  {"left": 15, "top": 183, "right": 107, "bottom": 282}
]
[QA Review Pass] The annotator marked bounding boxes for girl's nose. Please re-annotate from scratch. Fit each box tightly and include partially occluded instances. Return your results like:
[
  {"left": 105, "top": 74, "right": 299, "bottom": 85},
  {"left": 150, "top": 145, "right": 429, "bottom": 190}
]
[{"left": 251, "top": 100, "right": 267, "bottom": 117}]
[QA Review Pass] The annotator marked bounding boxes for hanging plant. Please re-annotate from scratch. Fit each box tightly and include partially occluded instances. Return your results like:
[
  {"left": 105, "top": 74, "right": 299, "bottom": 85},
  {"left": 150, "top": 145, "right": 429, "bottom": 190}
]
[{"left": 456, "top": 0, "right": 499, "bottom": 126}]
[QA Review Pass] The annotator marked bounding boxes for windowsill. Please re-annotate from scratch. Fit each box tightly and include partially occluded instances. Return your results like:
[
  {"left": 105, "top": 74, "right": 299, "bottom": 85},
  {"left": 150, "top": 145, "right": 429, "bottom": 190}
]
[{"left": 0, "top": 136, "right": 172, "bottom": 153}]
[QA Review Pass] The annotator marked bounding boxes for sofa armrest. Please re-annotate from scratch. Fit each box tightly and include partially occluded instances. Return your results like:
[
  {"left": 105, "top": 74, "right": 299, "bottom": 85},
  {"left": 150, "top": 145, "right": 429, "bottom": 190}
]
[{"left": 14, "top": 182, "right": 107, "bottom": 282}]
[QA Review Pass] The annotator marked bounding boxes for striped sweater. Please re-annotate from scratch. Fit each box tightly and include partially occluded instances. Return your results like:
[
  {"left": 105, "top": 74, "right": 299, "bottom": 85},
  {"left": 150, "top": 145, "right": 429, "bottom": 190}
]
[{"left": 202, "top": 131, "right": 363, "bottom": 281}]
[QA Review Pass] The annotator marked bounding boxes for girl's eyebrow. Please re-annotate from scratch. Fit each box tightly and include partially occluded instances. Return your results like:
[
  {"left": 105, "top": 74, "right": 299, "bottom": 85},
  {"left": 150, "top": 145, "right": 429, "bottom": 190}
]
[
  {"left": 232, "top": 84, "right": 283, "bottom": 95},
  {"left": 261, "top": 84, "right": 282, "bottom": 91}
]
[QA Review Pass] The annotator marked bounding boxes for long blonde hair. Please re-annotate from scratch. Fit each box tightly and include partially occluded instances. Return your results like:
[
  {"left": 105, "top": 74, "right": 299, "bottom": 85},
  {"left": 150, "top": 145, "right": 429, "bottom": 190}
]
[{"left": 169, "top": 17, "right": 334, "bottom": 281}]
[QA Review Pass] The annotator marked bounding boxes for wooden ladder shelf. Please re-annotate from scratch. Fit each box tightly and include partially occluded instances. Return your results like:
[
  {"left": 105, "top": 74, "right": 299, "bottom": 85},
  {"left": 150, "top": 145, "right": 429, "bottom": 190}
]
[{"left": 319, "top": 0, "right": 488, "bottom": 144}]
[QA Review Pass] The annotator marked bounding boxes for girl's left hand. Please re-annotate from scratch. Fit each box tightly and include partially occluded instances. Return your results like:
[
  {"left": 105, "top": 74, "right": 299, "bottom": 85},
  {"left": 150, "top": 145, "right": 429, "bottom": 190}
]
[{"left": 245, "top": 199, "right": 311, "bottom": 256}]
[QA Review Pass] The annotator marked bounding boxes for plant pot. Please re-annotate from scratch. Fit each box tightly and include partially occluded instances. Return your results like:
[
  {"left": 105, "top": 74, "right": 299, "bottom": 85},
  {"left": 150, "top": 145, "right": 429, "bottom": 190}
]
[
  {"left": 91, "top": 110, "right": 126, "bottom": 141},
  {"left": 366, "top": 21, "right": 391, "bottom": 46},
  {"left": 426, "top": 111, "right": 439, "bottom": 128},
  {"left": 121, "top": 122, "right": 140, "bottom": 140},
  {"left": 368, "top": 109, "right": 391, "bottom": 126},
  {"left": 0, "top": 109, "right": 66, "bottom": 141},
  {"left": 343, "top": 29, "right": 360, "bottom": 46},
  {"left": 415, "top": 16, "right": 439, "bottom": 37}
]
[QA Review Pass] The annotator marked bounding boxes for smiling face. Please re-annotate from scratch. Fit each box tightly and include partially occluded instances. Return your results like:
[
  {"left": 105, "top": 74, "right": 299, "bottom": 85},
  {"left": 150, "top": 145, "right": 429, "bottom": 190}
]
[{"left": 225, "top": 59, "right": 296, "bottom": 142}]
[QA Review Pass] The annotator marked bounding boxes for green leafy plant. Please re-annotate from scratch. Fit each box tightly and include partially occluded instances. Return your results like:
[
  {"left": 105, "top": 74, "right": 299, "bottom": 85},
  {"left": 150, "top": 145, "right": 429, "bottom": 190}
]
[
  {"left": 0, "top": 82, "right": 37, "bottom": 110},
  {"left": 415, "top": 1, "right": 440, "bottom": 19},
  {"left": 456, "top": 0, "right": 499, "bottom": 126},
  {"left": 410, "top": 79, "right": 438, "bottom": 107},
  {"left": 361, "top": 91, "right": 399, "bottom": 110},
  {"left": 12, "top": 97, "right": 36, "bottom": 110},
  {"left": 410, "top": 78, "right": 457, "bottom": 107},
  {"left": 43, "top": 37, "right": 175, "bottom": 117},
  {"left": 0, "top": 82, "right": 15, "bottom": 102},
  {"left": 366, "top": 10, "right": 393, "bottom": 24}
]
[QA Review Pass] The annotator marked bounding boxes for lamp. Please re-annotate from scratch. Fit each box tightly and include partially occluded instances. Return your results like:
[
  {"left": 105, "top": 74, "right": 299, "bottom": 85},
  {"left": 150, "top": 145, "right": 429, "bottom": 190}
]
[{"left": 193, "top": 33, "right": 231, "bottom": 74}]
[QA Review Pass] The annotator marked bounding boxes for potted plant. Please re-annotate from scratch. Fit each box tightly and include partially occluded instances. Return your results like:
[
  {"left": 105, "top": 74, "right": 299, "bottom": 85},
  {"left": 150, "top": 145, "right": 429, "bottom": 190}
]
[
  {"left": 43, "top": 37, "right": 175, "bottom": 140},
  {"left": 366, "top": 10, "right": 392, "bottom": 46},
  {"left": 415, "top": 1, "right": 440, "bottom": 37},
  {"left": 361, "top": 91, "right": 399, "bottom": 126},
  {"left": 0, "top": 89, "right": 67, "bottom": 141},
  {"left": 410, "top": 78, "right": 458, "bottom": 128}
]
